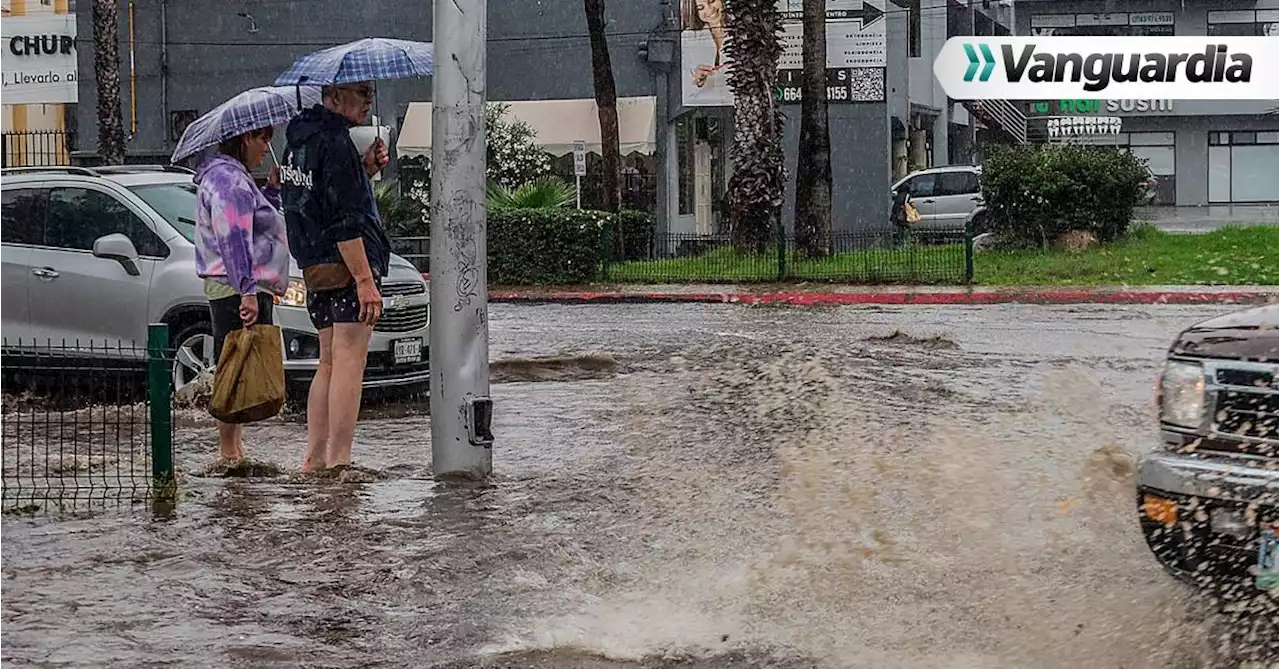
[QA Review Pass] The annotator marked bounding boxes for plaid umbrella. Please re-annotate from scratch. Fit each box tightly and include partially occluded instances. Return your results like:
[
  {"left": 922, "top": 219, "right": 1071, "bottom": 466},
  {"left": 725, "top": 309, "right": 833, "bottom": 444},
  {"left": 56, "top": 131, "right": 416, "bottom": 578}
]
[
  {"left": 170, "top": 85, "right": 320, "bottom": 163},
  {"left": 274, "top": 38, "right": 434, "bottom": 86}
]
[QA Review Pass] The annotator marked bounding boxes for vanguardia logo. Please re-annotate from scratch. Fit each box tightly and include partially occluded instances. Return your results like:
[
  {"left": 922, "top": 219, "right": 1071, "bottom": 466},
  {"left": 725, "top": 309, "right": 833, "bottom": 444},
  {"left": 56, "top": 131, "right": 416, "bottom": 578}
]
[
  {"left": 967, "top": 42, "right": 1253, "bottom": 92},
  {"left": 963, "top": 44, "right": 996, "bottom": 82}
]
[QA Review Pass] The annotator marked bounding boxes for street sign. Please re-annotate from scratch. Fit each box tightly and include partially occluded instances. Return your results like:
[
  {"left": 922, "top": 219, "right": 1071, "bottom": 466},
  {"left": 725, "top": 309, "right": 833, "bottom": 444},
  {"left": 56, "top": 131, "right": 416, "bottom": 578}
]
[{"left": 573, "top": 139, "right": 587, "bottom": 177}]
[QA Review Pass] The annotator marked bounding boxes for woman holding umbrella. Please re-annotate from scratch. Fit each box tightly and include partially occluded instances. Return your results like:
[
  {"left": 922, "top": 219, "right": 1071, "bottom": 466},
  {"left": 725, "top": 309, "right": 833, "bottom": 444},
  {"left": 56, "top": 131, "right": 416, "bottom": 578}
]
[{"left": 172, "top": 86, "right": 319, "bottom": 462}]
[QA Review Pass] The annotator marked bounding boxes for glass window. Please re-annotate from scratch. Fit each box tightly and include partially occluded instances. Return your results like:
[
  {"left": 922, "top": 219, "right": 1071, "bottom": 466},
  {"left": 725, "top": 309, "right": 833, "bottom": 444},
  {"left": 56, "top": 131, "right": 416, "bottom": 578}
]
[
  {"left": 46, "top": 188, "right": 169, "bottom": 258},
  {"left": 1207, "top": 22, "right": 1257, "bottom": 36},
  {"left": 1130, "top": 145, "right": 1175, "bottom": 176},
  {"left": 676, "top": 117, "right": 694, "bottom": 216},
  {"left": 1231, "top": 144, "right": 1280, "bottom": 202},
  {"left": 129, "top": 182, "right": 197, "bottom": 242},
  {"left": 1231, "top": 132, "right": 1257, "bottom": 145},
  {"left": 935, "top": 171, "right": 979, "bottom": 196},
  {"left": 1258, "top": 131, "right": 1279, "bottom": 144},
  {"left": 907, "top": 173, "right": 937, "bottom": 198},
  {"left": 1, "top": 188, "right": 48, "bottom": 245},
  {"left": 1208, "top": 146, "right": 1232, "bottom": 203},
  {"left": 908, "top": 0, "right": 921, "bottom": 58}
]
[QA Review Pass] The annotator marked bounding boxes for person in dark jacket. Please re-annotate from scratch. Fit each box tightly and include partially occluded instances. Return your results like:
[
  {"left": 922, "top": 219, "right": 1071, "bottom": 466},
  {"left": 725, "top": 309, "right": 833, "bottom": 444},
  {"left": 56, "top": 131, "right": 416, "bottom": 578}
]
[{"left": 280, "top": 81, "right": 389, "bottom": 474}]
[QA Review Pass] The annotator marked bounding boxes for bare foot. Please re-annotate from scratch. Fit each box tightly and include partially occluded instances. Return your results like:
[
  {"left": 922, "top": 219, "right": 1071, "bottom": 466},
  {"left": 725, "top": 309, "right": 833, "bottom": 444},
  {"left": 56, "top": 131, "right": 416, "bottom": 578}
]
[{"left": 301, "top": 454, "right": 326, "bottom": 473}]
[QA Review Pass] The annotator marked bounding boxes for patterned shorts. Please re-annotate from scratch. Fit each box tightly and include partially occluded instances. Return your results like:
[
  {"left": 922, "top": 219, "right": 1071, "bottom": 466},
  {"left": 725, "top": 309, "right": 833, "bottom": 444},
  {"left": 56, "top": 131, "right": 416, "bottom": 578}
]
[{"left": 306, "top": 282, "right": 379, "bottom": 330}]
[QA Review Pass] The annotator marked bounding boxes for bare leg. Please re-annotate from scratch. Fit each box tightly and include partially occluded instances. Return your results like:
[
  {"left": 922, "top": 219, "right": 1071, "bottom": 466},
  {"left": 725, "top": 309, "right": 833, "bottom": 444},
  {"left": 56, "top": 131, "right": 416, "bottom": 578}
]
[
  {"left": 325, "top": 322, "right": 373, "bottom": 468},
  {"left": 216, "top": 421, "right": 243, "bottom": 460},
  {"left": 302, "top": 328, "right": 334, "bottom": 472}
]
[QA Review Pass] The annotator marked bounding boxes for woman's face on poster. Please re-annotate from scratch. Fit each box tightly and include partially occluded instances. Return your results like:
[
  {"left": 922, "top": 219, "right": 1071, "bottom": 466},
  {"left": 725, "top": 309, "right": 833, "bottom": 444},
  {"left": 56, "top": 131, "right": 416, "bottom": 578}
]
[{"left": 695, "top": 0, "right": 724, "bottom": 27}]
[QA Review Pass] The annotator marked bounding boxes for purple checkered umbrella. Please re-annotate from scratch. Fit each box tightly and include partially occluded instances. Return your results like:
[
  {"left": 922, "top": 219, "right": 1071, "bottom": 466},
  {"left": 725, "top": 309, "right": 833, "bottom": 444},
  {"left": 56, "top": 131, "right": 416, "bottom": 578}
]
[
  {"left": 170, "top": 85, "right": 321, "bottom": 163},
  {"left": 274, "top": 38, "right": 434, "bottom": 86}
]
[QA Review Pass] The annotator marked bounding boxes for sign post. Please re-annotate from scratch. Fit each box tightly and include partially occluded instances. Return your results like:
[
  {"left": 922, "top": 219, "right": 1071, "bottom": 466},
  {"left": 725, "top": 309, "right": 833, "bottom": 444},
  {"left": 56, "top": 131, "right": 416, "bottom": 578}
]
[
  {"left": 429, "top": 0, "right": 494, "bottom": 480},
  {"left": 572, "top": 139, "right": 587, "bottom": 210}
]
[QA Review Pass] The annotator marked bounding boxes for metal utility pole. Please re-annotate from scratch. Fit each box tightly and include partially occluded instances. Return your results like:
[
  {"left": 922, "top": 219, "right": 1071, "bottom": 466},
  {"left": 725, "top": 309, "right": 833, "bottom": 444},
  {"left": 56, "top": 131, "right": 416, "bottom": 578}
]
[{"left": 429, "top": 0, "right": 494, "bottom": 479}]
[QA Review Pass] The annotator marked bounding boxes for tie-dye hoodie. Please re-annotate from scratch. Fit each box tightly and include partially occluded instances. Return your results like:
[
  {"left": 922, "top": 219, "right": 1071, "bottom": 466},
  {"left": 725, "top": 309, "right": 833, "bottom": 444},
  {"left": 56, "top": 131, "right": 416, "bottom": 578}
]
[{"left": 194, "top": 153, "right": 290, "bottom": 296}]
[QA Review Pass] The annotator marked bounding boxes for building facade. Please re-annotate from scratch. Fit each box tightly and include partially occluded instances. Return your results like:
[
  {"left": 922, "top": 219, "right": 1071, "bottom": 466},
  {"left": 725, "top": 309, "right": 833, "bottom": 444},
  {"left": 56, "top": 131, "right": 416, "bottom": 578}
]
[
  {"left": 2, "top": 0, "right": 77, "bottom": 167},
  {"left": 69, "top": 0, "right": 912, "bottom": 235},
  {"left": 1015, "top": 0, "right": 1279, "bottom": 205},
  {"left": 905, "top": 0, "right": 1015, "bottom": 175}
]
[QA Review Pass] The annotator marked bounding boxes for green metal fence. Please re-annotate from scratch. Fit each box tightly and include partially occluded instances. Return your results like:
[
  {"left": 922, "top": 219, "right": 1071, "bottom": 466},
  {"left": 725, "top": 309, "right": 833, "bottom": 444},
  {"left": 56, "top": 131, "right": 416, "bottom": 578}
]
[
  {"left": 391, "top": 225, "right": 974, "bottom": 286},
  {"left": 1, "top": 324, "right": 176, "bottom": 510},
  {"left": 602, "top": 228, "right": 974, "bottom": 284}
]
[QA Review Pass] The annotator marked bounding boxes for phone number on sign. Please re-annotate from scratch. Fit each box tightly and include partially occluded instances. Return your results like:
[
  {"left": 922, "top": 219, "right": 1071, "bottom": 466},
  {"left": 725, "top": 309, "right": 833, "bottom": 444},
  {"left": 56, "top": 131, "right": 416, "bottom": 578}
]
[{"left": 776, "top": 85, "right": 851, "bottom": 102}]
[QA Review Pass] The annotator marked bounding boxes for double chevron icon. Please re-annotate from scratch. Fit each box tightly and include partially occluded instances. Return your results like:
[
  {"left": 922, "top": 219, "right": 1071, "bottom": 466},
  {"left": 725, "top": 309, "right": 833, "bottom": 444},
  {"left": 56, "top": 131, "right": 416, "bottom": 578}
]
[{"left": 962, "top": 43, "right": 996, "bottom": 82}]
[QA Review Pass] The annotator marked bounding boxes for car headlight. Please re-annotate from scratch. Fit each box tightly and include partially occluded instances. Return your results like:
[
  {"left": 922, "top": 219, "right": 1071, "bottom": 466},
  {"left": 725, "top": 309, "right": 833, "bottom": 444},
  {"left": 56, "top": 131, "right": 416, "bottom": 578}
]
[
  {"left": 278, "top": 279, "right": 307, "bottom": 307},
  {"left": 1159, "top": 360, "right": 1205, "bottom": 428}
]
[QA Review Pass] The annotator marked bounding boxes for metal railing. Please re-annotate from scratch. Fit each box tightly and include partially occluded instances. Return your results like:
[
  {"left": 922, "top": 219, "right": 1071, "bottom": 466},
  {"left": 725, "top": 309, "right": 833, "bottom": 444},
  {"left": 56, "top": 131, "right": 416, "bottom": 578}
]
[
  {"left": 1, "top": 324, "right": 175, "bottom": 510},
  {"left": 966, "top": 100, "right": 1028, "bottom": 145},
  {"left": 2, "top": 130, "right": 73, "bottom": 168}
]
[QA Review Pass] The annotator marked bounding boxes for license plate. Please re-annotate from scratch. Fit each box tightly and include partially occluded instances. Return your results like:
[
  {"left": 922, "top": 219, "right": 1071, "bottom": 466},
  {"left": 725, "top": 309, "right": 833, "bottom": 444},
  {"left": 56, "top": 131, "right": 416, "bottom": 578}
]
[
  {"left": 392, "top": 338, "right": 423, "bottom": 365},
  {"left": 1257, "top": 524, "right": 1278, "bottom": 591}
]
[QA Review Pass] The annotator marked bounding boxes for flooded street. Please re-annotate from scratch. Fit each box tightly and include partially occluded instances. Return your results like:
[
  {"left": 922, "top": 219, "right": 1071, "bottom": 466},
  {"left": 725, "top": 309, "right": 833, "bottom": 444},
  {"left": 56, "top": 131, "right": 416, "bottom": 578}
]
[{"left": 3, "top": 303, "right": 1276, "bottom": 668}]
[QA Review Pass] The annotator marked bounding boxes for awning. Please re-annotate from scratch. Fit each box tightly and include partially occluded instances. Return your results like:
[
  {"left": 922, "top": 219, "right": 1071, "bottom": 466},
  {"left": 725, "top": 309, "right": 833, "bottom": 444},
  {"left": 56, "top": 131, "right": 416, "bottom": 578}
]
[{"left": 396, "top": 96, "right": 657, "bottom": 158}]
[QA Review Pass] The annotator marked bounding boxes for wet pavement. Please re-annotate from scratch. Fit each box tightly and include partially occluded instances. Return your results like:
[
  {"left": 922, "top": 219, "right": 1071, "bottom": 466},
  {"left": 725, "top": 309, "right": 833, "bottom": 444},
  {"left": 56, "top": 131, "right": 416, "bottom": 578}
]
[{"left": 3, "top": 303, "right": 1278, "bottom": 668}]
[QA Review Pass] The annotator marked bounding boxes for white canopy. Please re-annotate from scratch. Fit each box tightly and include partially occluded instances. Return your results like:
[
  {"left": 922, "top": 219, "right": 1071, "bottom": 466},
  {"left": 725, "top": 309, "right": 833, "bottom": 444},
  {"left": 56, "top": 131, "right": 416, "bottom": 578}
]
[{"left": 396, "top": 96, "right": 657, "bottom": 158}]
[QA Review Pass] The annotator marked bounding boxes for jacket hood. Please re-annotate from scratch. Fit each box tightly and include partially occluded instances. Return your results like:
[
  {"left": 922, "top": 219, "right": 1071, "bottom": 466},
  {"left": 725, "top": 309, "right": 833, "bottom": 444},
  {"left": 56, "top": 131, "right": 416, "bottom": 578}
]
[
  {"left": 286, "top": 104, "right": 352, "bottom": 146},
  {"left": 193, "top": 152, "right": 248, "bottom": 186}
]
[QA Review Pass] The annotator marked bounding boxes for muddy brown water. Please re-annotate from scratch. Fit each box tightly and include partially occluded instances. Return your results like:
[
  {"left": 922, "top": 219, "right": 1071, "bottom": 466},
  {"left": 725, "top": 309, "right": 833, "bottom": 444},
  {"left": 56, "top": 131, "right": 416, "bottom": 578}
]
[{"left": 3, "top": 303, "right": 1277, "bottom": 668}]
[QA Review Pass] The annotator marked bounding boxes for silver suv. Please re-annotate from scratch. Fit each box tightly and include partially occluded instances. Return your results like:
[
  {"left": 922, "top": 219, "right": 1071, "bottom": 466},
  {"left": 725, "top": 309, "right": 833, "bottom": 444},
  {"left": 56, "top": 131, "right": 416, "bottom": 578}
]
[
  {"left": 891, "top": 165, "right": 983, "bottom": 231},
  {"left": 1, "top": 165, "right": 430, "bottom": 400}
]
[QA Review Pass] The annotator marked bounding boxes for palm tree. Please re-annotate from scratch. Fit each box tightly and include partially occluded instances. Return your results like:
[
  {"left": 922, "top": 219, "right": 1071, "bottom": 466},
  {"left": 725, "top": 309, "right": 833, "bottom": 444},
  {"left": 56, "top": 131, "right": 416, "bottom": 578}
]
[
  {"left": 583, "top": 0, "right": 624, "bottom": 257},
  {"left": 724, "top": 0, "right": 785, "bottom": 254},
  {"left": 93, "top": 0, "right": 126, "bottom": 165},
  {"left": 793, "top": 0, "right": 833, "bottom": 258}
]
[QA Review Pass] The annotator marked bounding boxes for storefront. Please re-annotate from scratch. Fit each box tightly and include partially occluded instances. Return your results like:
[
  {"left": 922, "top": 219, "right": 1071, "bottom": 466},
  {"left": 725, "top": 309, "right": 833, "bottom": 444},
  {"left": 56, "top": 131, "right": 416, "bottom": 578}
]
[{"left": 1208, "top": 130, "right": 1280, "bottom": 204}]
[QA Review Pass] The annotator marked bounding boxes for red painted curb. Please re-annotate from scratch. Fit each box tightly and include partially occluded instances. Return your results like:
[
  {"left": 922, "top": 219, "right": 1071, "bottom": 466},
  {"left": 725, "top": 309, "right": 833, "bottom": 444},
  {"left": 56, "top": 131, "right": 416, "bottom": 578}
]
[{"left": 487, "top": 290, "right": 1277, "bottom": 306}]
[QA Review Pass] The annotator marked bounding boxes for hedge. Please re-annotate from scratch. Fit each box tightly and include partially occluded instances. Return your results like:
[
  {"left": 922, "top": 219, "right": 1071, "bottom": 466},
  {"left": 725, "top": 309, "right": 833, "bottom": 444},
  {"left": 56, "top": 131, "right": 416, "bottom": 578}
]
[
  {"left": 981, "top": 143, "right": 1149, "bottom": 248},
  {"left": 489, "top": 208, "right": 612, "bottom": 285}
]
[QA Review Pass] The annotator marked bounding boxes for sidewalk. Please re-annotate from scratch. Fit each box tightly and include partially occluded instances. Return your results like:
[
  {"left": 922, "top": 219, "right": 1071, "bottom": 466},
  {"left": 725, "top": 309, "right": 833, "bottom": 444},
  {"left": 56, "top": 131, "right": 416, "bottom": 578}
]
[{"left": 488, "top": 283, "right": 1279, "bottom": 306}]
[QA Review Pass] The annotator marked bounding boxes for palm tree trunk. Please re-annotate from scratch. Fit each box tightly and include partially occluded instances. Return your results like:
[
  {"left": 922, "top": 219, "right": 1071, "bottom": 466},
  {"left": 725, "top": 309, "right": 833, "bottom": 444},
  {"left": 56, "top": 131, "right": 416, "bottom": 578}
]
[
  {"left": 93, "top": 0, "right": 126, "bottom": 165},
  {"left": 794, "top": 0, "right": 832, "bottom": 258},
  {"left": 584, "top": 0, "right": 624, "bottom": 258},
  {"left": 724, "top": 0, "right": 785, "bottom": 255}
]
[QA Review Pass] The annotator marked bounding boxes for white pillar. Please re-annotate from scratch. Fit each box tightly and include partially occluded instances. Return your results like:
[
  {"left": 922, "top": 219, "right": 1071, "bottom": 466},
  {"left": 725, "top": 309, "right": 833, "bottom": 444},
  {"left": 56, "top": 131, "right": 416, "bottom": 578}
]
[{"left": 429, "top": 0, "right": 493, "bottom": 479}]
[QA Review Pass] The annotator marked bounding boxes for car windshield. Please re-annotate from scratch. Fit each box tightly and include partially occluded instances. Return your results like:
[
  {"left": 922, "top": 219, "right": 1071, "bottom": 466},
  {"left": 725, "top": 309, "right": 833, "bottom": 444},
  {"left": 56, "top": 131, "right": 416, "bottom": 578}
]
[{"left": 129, "top": 182, "right": 198, "bottom": 242}]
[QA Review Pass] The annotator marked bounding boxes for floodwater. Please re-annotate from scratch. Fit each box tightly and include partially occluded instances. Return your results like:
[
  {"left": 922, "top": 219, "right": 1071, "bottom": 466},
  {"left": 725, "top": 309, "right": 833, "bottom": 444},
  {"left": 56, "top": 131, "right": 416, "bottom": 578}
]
[{"left": 3, "top": 303, "right": 1277, "bottom": 668}]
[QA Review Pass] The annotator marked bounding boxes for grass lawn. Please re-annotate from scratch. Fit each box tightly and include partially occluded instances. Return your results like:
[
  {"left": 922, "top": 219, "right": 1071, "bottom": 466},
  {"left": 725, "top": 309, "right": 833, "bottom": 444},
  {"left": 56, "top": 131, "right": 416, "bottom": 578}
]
[
  {"left": 974, "top": 225, "right": 1278, "bottom": 286},
  {"left": 602, "top": 225, "right": 1277, "bottom": 286},
  {"left": 605, "top": 242, "right": 968, "bottom": 284}
]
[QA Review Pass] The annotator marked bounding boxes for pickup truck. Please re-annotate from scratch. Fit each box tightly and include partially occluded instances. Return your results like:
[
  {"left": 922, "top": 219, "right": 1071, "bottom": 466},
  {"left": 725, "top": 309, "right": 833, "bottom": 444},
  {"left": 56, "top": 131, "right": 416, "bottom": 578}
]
[{"left": 1137, "top": 304, "right": 1279, "bottom": 601}]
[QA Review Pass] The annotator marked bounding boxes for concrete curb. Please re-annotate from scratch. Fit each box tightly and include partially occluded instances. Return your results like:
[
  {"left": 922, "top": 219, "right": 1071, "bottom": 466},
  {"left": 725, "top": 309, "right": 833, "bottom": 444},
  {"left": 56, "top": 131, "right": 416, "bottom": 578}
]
[{"left": 487, "top": 289, "right": 1278, "bottom": 306}]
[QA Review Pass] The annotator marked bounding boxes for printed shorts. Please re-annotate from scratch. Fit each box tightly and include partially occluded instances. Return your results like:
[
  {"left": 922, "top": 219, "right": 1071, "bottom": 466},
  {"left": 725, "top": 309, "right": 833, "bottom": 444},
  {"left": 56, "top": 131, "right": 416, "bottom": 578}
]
[{"left": 306, "top": 282, "right": 378, "bottom": 330}]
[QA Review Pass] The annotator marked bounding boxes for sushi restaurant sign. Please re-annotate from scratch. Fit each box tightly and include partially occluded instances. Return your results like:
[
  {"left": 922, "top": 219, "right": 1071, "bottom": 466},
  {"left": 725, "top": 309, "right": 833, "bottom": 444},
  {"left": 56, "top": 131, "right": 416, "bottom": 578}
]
[
  {"left": 1, "top": 14, "right": 79, "bottom": 104},
  {"left": 1029, "top": 99, "right": 1174, "bottom": 115}
]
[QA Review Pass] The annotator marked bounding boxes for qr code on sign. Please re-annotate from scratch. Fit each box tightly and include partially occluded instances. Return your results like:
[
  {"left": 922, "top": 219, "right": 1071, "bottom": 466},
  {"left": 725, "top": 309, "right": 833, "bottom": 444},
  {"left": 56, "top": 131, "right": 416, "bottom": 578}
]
[{"left": 850, "top": 68, "right": 885, "bottom": 102}]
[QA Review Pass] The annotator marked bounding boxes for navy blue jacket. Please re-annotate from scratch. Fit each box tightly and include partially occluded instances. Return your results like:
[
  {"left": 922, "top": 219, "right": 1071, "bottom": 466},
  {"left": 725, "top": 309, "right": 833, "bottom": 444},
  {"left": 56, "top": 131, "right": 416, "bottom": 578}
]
[{"left": 280, "top": 105, "right": 390, "bottom": 280}]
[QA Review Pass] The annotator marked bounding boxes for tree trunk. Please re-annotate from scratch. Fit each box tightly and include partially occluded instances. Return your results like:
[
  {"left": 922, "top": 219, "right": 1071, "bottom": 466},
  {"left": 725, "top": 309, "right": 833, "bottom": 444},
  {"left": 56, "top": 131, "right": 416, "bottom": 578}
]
[
  {"left": 93, "top": 0, "right": 126, "bottom": 165},
  {"left": 724, "top": 0, "right": 785, "bottom": 255},
  {"left": 583, "top": 0, "right": 624, "bottom": 258},
  {"left": 794, "top": 0, "right": 832, "bottom": 258}
]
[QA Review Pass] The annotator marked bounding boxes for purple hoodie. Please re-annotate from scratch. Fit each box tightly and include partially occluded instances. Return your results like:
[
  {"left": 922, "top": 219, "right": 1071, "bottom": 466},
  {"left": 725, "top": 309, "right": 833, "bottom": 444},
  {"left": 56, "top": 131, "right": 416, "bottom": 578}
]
[{"left": 194, "top": 153, "right": 290, "bottom": 296}]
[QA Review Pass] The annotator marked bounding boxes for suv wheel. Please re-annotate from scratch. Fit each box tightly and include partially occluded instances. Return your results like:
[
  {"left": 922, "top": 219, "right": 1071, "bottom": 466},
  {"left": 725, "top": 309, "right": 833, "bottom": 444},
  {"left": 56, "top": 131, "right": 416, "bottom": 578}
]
[{"left": 172, "top": 321, "right": 215, "bottom": 395}]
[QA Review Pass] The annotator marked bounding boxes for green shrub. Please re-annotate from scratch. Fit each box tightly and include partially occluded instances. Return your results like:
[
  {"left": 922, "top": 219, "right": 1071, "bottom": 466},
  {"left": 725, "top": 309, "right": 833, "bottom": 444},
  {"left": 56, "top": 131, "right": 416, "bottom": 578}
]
[
  {"left": 981, "top": 144, "right": 1149, "bottom": 247},
  {"left": 489, "top": 208, "right": 611, "bottom": 285},
  {"left": 487, "top": 176, "right": 577, "bottom": 210},
  {"left": 604, "top": 210, "right": 656, "bottom": 261}
]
